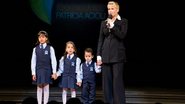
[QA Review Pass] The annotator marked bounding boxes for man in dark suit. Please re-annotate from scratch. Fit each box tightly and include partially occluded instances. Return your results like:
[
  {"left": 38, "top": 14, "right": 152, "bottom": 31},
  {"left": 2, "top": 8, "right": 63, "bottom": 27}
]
[{"left": 96, "top": 1, "right": 128, "bottom": 104}]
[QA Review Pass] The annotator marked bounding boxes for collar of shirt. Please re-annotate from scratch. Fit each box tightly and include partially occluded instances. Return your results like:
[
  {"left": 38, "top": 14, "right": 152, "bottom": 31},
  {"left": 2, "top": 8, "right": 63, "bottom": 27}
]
[
  {"left": 40, "top": 43, "right": 46, "bottom": 48},
  {"left": 116, "top": 15, "right": 121, "bottom": 20},
  {"left": 86, "top": 60, "right": 92, "bottom": 65},
  {"left": 67, "top": 54, "right": 74, "bottom": 59},
  {"left": 110, "top": 15, "right": 121, "bottom": 28}
]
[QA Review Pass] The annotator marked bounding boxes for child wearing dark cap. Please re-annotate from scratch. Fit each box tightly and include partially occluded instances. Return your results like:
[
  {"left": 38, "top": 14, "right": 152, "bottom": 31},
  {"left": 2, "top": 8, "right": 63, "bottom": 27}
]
[{"left": 31, "top": 30, "right": 57, "bottom": 104}]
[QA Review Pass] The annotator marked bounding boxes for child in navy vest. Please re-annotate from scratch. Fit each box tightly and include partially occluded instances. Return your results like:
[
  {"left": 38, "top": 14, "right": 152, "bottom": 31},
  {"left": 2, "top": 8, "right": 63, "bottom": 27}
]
[
  {"left": 53, "top": 41, "right": 81, "bottom": 104},
  {"left": 31, "top": 30, "right": 57, "bottom": 104},
  {"left": 78, "top": 48, "right": 101, "bottom": 104}
]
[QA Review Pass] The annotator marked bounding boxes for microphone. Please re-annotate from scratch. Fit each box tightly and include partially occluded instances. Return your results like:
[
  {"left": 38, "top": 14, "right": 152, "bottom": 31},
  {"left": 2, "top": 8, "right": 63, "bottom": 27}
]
[
  {"left": 108, "top": 14, "right": 112, "bottom": 19},
  {"left": 106, "top": 14, "right": 112, "bottom": 32}
]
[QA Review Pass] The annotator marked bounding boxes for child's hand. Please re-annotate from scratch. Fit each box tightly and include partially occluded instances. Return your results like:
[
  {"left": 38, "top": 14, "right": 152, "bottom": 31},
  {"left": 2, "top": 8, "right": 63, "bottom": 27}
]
[
  {"left": 32, "top": 75, "right": 36, "bottom": 81},
  {"left": 51, "top": 73, "right": 57, "bottom": 80},
  {"left": 97, "top": 56, "right": 102, "bottom": 66},
  {"left": 96, "top": 60, "right": 102, "bottom": 66},
  {"left": 76, "top": 82, "right": 82, "bottom": 87}
]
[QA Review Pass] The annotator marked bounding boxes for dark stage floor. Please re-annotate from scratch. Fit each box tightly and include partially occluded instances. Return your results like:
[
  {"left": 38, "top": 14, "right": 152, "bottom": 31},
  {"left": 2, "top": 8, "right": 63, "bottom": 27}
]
[{"left": 0, "top": 85, "right": 185, "bottom": 104}]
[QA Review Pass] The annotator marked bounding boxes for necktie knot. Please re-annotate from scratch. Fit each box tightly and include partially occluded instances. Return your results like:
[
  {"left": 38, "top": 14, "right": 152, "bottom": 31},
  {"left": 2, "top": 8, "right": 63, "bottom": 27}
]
[
  {"left": 68, "top": 55, "right": 71, "bottom": 60},
  {"left": 87, "top": 62, "right": 90, "bottom": 66},
  {"left": 40, "top": 44, "right": 44, "bottom": 49}
]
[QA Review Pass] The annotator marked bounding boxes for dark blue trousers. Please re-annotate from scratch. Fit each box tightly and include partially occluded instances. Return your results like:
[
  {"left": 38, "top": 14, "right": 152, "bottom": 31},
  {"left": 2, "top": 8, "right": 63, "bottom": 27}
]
[{"left": 81, "top": 81, "right": 96, "bottom": 104}]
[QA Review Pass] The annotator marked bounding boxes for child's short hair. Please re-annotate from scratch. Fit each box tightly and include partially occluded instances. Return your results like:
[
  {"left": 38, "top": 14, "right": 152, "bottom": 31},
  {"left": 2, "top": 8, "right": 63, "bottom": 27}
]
[{"left": 85, "top": 48, "right": 93, "bottom": 55}]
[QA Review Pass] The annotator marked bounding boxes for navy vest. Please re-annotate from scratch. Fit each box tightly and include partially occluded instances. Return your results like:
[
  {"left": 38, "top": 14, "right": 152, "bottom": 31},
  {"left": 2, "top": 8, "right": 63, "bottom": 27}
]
[
  {"left": 82, "top": 62, "right": 96, "bottom": 81},
  {"left": 63, "top": 55, "right": 77, "bottom": 78},
  {"left": 35, "top": 45, "right": 51, "bottom": 70}
]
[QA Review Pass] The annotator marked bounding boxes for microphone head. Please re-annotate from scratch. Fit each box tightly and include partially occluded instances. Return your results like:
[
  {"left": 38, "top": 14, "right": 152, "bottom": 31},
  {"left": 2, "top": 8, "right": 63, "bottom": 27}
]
[{"left": 108, "top": 14, "right": 112, "bottom": 19}]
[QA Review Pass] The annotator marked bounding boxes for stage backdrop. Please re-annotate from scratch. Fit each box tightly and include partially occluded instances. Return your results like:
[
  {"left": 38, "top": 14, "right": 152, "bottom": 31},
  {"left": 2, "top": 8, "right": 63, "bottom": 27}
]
[{"left": 1, "top": 0, "right": 184, "bottom": 88}]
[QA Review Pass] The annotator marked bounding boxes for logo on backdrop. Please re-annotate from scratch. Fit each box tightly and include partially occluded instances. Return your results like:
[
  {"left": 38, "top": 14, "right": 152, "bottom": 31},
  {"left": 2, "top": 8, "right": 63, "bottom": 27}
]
[
  {"left": 29, "top": 0, "right": 110, "bottom": 25},
  {"left": 55, "top": 4, "right": 106, "bottom": 21},
  {"left": 29, "top": 0, "right": 54, "bottom": 24}
]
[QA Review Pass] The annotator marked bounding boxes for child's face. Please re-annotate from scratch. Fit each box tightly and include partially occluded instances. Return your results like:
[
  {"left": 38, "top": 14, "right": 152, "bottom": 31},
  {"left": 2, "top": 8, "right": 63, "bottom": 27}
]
[
  {"left": 38, "top": 34, "right": 47, "bottom": 44},
  {"left": 66, "top": 43, "right": 75, "bottom": 55},
  {"left": 84, "top": 52, "right": 93, "bottom": 62}
]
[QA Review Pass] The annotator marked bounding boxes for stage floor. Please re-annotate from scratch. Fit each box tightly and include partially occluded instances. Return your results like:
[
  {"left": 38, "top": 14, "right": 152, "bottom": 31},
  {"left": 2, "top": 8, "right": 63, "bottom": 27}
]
[{"left": 0, "top": 85, "right": 185, "bottom": 104}]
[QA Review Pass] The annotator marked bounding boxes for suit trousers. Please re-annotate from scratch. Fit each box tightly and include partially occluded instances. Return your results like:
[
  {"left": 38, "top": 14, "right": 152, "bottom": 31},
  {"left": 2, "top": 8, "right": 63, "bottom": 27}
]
[{"left": 102, "top": 62, "right": 126, "bottom": 104}]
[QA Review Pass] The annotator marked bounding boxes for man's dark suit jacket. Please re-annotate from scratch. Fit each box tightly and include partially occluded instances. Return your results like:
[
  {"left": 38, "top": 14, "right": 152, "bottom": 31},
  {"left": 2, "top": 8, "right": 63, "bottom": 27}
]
[{"left": 97, "top": 18, "right": 128, "bottom": 63}]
